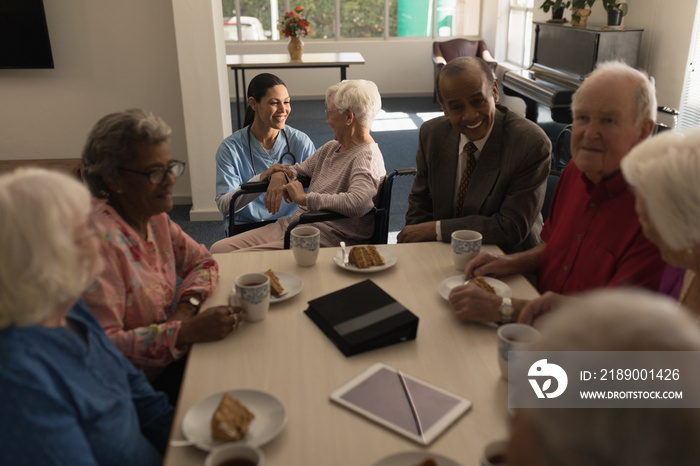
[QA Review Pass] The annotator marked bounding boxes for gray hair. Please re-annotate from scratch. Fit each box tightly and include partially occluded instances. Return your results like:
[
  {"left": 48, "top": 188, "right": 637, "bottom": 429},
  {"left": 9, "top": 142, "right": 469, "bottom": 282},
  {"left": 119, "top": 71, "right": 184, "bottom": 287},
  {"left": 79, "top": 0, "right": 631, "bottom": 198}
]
[
  {"left": 513, "top": 289, "right": 700, "bottom": 466},
  {"left": 437, "top": 56, "right": 495, "bottom": 104},
  {"left": 325, "top": 79, "right": 382, "bottom": 129},
  {"left": 572, "top": 61, "right": 657, "bottom": 125},
  {"left": 621, "top": 127, "right": 700, "bottom": 250},
  {"left": 0, "top": 168, "right": 93, "bottom": 328},
  {"left": 82, "top": 109, "right": 172, "bottom": 198}
]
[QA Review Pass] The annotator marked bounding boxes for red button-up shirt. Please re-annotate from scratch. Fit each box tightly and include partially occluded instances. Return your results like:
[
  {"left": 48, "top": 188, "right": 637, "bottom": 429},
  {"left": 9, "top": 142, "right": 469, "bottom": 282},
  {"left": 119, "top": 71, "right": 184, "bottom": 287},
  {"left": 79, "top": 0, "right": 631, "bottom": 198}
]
[{"left": 538, "top": 163, "right": 664, "bottom": 295}]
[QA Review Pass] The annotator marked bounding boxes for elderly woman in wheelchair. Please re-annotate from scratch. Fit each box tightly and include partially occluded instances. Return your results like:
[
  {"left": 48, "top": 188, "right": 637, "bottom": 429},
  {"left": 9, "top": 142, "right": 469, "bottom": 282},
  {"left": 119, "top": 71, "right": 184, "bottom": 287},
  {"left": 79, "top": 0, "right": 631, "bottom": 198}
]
[{"left": 210, "top": 79, "right": 386, "bottom": 253}]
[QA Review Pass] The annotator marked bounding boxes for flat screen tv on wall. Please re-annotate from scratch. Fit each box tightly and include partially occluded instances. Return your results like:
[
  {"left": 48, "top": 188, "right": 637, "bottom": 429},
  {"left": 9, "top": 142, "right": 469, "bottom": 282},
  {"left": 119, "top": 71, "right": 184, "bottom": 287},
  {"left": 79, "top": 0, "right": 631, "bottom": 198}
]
[{"left": 0, "top": 0, "right": 54, "bottom": 69}]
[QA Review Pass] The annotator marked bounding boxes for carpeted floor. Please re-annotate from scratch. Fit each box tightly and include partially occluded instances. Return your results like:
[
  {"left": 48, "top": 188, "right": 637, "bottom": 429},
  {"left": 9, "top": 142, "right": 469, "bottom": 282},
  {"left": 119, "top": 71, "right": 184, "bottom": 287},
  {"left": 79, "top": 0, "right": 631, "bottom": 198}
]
[{"left": 170, "top": 97, "right": 567, "bottom": 249}]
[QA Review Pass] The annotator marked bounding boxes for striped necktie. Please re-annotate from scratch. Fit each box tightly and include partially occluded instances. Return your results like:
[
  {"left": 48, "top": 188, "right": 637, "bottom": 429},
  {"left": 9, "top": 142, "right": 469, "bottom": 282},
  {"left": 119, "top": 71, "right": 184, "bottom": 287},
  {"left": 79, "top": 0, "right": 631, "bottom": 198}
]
[{"left": 455, "top": 142, "right": 477, "bottom": 215}]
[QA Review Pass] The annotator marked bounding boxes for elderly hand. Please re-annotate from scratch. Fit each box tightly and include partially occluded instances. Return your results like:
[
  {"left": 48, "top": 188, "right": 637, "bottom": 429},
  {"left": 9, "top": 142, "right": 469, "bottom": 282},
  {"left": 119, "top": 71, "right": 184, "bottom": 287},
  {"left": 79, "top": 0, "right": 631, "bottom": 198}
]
[
  {"left": 260, "top": 163, "right": 293, "bottom": 182},
  {"left": 264, "top": 172, "right": 288, "bottom": 214},
  {"left": 448, "top": 282, "right": 503, "bottom": 322},
  {"left": 176, "top": 306, "right": 247, "bottom": 345},
  {"left": 463, "top": 251, "right": 516, "bottom": 280},
  {"left": 518, "top": 292, "right": 567, "bottom": 326},
  {"left": 283, "top": 180, "right": 307, "bottom": 206},
  {"left": 397, "top": 222, "right": 437, "bottom": 243}
]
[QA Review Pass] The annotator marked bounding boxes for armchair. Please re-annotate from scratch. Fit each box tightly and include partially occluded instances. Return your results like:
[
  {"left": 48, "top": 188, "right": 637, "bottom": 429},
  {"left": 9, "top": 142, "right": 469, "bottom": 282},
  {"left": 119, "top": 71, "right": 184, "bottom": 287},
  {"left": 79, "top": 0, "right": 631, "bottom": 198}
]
[{"left": 432, "top": 38, "right": 497, "bottom": 103}]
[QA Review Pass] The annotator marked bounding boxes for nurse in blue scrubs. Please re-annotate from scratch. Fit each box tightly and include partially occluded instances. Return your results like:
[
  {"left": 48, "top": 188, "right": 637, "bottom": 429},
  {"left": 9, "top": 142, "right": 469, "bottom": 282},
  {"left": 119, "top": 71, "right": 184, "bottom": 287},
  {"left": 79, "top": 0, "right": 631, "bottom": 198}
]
[{"left": 215, "top": 73, "right": 316, "bottom": 235}]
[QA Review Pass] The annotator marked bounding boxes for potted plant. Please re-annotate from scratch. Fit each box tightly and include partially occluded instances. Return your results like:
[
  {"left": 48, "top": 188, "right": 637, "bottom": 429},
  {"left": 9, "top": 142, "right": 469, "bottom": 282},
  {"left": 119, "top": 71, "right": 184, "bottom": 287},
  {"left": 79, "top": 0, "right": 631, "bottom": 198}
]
[
  {"left": 602, "top": 0, "right": 628, "bottom": 26},
  {"left": 571, "top": 0, "right": 595, "bottom": 27},
  {"left": 540, "top": 0, "right": 571, "bottom": 21}
]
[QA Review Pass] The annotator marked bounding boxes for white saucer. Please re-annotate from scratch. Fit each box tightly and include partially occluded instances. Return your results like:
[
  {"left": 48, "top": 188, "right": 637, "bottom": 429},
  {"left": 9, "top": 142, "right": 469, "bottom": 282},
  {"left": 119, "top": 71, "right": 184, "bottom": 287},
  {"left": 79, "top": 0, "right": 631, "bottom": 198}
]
[
  {"left": 333, "top": 245, "right": 398, "bottom": 273},
  {"left": 181, "top": 389, "right": 287, "bottom": 451},
  {"left": 373, "top": 451, "right": 463, "bottom": 466},
  {"left": 270, "top": 272, "right": 303, "bottom": 303},
  {"left": 438, "top": 275, "right": 512, "bottom": 301}
]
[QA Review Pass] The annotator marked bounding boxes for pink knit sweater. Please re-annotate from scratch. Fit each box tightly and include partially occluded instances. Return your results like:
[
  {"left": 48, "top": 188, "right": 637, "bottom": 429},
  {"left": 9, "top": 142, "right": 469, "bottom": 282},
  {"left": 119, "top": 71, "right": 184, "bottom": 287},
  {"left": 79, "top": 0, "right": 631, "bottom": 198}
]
[{"left": 279, "top": 140, "right": 385, "bottom": 246}]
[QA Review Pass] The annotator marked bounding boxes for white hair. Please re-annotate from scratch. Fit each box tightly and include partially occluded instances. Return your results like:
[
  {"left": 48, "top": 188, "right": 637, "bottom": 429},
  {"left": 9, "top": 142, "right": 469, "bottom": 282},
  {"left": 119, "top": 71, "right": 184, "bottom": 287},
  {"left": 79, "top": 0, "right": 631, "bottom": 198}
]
[
  {"left": 0, "top": 168, "right": 94, "bottom": 328},
  {"left": 572, "top": 61, "right": 657, "bottom": 125},
  {"left": 514, "top": 289, "right": 700, "bottom": 466},
  {"left": 621, "top": 127, "right": 700, "bottom": 250},
  {"left": 325, "top": 79, "right": 382, "bottom": 129}
]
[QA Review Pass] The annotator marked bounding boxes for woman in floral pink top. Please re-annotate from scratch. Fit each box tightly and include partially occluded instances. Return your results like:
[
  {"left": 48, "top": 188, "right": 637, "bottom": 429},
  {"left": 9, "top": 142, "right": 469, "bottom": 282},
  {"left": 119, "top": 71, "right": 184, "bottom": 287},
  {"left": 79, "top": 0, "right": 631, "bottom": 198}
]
[{"left": 80, "top": 109, "right": 246, "bottom": 402}]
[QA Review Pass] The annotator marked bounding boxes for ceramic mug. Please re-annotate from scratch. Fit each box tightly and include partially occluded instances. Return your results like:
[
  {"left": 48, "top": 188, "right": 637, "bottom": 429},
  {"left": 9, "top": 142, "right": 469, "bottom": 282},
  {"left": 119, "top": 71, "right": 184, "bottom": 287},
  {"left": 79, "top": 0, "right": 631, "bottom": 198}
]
[
  {"left": 480, "top": 440, "right": 510, "bottom": 466},
  {"left": 204, "top": 443, "right": 265, "bottom": 466},
  {"left": 290, "top": 226, "right": 320, "bottom": 267},
  {"left": 497, "top": 323, "right": 541, "bottom": 381},
  {"left": 233, "top": 272, "right": 270, "bottom": 322},
  {"left": 451, "top": 230, "right": 482, "bottom": 271}
]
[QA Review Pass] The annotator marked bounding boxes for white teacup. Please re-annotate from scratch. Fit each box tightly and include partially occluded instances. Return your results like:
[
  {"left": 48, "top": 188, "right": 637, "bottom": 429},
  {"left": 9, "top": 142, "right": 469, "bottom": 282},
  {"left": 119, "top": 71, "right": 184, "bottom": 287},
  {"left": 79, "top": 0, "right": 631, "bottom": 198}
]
[
  {"left": 451, "top": 230, "right": 482, "bottom": 271},
  {"left": 497, "top": 323, "right": 541, "bottom": 381},
  {"left": 480, "top": 440, "right": 510, "bottom": 466},
  {"left": 204, "top": 443, "right": 265, "bottom": 466},
  {"left": 291, "top": 226, "right": 320, "bottom": 267},
  {"left": 233, "top": 273, "right": 270, "bottom": 322}
]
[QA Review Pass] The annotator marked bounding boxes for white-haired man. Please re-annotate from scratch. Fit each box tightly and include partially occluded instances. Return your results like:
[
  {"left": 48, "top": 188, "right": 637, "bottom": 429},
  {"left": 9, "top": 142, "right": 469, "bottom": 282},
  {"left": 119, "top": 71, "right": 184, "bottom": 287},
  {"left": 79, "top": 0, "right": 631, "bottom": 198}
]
[
  {"left": 507, "top": 289, "right": 700, "bottom": 466},
  {"left": 449, "top": 61, "right": 665, "bottom": 324}
]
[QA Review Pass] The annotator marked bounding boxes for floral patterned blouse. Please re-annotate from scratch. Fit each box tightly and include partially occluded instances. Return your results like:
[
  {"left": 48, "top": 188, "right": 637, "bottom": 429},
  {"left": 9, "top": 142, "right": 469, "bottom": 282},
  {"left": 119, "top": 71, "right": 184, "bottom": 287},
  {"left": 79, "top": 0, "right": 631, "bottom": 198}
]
[{"left": 82, "top": 201, "right": 218, "bottom": 381}]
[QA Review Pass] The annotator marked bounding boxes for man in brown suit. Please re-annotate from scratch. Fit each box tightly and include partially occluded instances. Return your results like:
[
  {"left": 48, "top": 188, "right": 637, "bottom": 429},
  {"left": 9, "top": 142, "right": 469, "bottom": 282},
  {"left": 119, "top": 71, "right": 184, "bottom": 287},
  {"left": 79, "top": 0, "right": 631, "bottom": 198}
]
[{"left": 398, "top": 57, "right": 551, "bottom": 253}]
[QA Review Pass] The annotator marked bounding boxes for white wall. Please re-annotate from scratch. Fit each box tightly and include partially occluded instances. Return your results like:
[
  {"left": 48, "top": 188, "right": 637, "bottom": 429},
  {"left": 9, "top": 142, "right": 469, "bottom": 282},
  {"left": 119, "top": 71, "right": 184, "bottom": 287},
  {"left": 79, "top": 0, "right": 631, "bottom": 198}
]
[
  {"left": 0, "top": 1, "right": 191, "bottom": 202},
  {"left": 172, "top": 0, "right": 231, "bottom": 221}
]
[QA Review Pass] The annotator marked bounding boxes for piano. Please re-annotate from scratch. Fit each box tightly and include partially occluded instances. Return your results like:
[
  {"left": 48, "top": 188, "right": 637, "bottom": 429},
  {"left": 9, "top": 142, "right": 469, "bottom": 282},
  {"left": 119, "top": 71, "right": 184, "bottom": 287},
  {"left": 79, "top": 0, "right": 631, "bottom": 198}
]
[{"left": 503, "top": 22, "right": 643, "bottom": 124}]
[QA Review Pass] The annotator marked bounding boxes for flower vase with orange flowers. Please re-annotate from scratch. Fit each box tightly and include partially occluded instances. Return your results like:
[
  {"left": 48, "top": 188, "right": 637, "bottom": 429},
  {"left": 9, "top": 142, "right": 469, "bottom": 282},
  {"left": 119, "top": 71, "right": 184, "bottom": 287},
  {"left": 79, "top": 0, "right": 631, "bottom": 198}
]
[{"left": 277, "top": 5, "right": 312, "bottom": 60}]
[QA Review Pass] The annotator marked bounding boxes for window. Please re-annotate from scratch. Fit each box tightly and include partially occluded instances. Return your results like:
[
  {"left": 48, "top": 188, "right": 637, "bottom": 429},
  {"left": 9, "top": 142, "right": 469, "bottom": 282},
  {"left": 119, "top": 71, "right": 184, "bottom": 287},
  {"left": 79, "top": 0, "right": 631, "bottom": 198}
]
[
  {"left": 222, "top": 0, "right": 479, "bottom": 41},
  {"left": 504, "top": 0, "right": 534, "bottom": 67},
  {"left": 679, "top": 1, "right": 700, "bottom": 128}
]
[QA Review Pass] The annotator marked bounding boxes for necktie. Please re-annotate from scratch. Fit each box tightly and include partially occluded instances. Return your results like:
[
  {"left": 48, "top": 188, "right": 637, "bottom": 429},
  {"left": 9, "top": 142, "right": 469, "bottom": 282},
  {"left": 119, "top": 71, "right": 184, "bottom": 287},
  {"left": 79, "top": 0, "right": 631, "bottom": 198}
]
[{"left": 455, "top": 142, "right": 477, "bottom": 215}]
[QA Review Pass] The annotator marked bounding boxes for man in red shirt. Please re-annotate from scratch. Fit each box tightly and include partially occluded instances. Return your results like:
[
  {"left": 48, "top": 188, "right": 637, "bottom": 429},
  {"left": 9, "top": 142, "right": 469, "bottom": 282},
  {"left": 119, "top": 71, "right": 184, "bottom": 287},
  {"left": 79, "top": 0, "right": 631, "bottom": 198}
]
[{"left": 449, "top": 61, "right": 665, "bottom": 324}]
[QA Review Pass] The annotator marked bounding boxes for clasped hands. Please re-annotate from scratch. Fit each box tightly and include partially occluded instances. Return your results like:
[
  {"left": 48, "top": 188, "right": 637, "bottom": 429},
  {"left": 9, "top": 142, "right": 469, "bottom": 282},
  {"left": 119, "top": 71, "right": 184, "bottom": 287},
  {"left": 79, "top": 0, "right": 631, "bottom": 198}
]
[{"left": 260, "top": 164, "right": 306, "bottom": 215}]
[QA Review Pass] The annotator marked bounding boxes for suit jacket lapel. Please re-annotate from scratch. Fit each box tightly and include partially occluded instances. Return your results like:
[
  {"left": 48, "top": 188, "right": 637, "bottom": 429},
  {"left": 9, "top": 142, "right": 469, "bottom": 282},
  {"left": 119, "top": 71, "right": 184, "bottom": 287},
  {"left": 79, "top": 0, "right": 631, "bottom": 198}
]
[{"left": 434, "top": 123, "right": 460, "bottom": 219}]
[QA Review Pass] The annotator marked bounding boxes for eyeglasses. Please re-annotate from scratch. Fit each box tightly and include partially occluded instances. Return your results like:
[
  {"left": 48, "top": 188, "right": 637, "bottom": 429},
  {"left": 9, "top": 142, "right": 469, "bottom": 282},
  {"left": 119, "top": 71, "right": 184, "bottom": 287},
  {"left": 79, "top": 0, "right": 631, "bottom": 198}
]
[{"left": 119, "top": 160, "right": 186, "bottom": 184}]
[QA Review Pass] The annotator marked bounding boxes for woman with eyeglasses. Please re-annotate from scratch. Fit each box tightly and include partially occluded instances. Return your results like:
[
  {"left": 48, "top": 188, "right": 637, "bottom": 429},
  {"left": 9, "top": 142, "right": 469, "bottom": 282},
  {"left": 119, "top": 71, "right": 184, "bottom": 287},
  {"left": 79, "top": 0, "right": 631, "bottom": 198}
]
[
  {"left": 215, "top": 73, "right": 316, "bottom": 235},
  {"left": 81, "top": 109, "right": 246, "bottom": 403}
]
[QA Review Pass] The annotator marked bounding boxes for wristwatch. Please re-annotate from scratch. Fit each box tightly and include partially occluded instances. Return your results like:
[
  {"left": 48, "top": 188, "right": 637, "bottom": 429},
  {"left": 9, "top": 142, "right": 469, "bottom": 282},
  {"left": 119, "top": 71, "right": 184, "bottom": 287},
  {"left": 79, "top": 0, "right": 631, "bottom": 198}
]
[
  {"left": 499, "top": 296, "right": 514, "bottom": 323},
  {"left": 182, "top": 295, "right": 201, "bottom": 311}
]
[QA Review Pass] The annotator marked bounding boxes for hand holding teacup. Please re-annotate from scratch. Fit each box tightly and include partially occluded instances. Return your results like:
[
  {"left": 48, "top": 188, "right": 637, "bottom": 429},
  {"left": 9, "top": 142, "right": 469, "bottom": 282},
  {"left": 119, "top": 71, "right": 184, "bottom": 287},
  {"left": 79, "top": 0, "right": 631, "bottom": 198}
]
[{"left": 175, "top": 305, "right": 246, "bottom": 345}]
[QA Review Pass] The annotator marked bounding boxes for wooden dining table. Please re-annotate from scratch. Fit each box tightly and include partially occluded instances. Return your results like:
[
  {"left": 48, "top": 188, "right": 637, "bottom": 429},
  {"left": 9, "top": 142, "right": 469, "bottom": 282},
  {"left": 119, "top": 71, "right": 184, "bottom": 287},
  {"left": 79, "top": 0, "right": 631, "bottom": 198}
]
[{"left": 163, "top": 242, "right": 540, "bottom": 465}]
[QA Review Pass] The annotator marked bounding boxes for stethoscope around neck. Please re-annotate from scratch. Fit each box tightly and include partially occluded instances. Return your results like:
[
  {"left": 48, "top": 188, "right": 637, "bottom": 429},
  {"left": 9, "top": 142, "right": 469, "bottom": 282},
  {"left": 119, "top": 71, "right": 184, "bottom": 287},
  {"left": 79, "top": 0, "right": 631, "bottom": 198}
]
[{"left": 246, "top": 126, "right": 296, "bottom": 175}]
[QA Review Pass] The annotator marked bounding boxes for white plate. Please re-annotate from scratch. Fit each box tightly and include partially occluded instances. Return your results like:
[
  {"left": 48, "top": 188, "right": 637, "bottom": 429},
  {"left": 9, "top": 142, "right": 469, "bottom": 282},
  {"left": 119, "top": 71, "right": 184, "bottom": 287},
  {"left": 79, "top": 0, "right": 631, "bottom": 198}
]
[
  {"left": 333, "top": 245, "right": 398, "bottom": 273},
  {"left": 270, "top": 271, "right": 303, "bottom": 303},
  {"left": 438, "top": 275, "right": 512, "bottom": 301},
  {"left": 373, "top": 451, "right": 463, "bottom": 466},
  {"left": 181, "top": 389, "right": 287, "bottom": 451}
]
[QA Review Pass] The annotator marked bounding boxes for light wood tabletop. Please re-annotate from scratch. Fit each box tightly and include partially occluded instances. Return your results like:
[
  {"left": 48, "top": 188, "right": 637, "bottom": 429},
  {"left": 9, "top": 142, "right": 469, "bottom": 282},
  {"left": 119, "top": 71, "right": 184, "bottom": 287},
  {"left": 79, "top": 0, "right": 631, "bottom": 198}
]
[{"left": 164, "top": 242, "right": 539, "bottom": 466}]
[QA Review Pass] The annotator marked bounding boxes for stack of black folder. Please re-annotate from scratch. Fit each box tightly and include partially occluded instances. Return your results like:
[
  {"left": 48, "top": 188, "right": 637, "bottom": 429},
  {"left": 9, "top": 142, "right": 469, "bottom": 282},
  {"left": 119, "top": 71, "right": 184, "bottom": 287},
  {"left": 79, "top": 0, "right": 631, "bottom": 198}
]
[{"left": 305, "top": 279, "right": 419, "bottom": 356}]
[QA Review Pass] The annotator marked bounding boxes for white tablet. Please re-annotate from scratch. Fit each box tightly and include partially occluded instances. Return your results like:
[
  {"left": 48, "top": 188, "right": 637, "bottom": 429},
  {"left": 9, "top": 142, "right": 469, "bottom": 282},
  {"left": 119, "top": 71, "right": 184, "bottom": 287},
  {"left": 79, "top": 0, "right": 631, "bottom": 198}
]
[{"left": 330, "top": 363, "right": 472, "bottom": 445}]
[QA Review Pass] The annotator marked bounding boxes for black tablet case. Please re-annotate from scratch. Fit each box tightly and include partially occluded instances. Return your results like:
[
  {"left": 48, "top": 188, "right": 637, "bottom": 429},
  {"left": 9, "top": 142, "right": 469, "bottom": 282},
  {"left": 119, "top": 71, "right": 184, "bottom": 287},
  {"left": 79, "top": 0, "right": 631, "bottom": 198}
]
[{"left": 304, "top": 279, "right": 419, "bottom": 356}]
